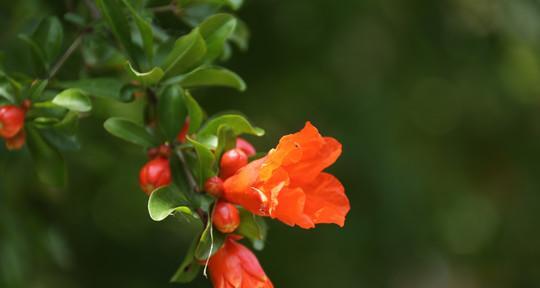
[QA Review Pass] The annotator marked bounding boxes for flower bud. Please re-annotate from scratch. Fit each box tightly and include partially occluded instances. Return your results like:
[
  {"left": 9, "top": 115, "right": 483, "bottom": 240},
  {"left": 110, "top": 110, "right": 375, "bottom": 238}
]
[
  {"left": 204, "top": 176, "right": 224, "bottom": 198},
  {"left": 176, "top": 117, "right": 190, "bottom": 143},
  {"left": 220, "top": 148, "right": 248, "bottom": 179},
  {"left": 5, "top": 129, "right": 26, "bottom": 150},
  {"left": 236, "top": 138, "right": 256, "bottom": 157},
  {"left": 139, "top": 157, "right": 171, "bottom": 195},
  {"left": 0, "top": 105, "right": 25, "bottom": 138},
  {"left": 212, "top": 201, "right": 240, "bottom": 234}
]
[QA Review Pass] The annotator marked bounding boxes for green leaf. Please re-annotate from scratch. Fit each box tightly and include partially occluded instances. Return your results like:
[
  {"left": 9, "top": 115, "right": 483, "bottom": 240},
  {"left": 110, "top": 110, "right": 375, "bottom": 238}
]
[
  {"left": 226, "top": 0, "right": 244, "bottom": 10},
  {"left": 125, "top": 62, "right": 164, "bottom": 86},
  {"left": 58, "top": 78, "right": 129, "bottom": 102},
  {"left": 236, "top": 208, "right": 268, "bottom": 250},
  {"left": 27, "top": 101, "right": 68, "bottom": 120},
  {"left": 148, "top": 185, "right": 193, "bottom": 221},
  {"left": 199, "top": 14, "right": 237, "bottom": 62},
  {"left": 170, "top": 237, "right": 201, "bottom": 283},
  {"left": 230, "top": 18, "right": 249, "bottom": 51},
  {"left": 162, "top": 28, "right": 207, "bottom": 77},
  {"left": 121, "top": 0, "right": 154, "bottom": 61},
  {"left": 187, "top": 136, "right": 216, "bottom": 187},
  {"left": 41, "top": 129, "right": 81, "bottom": 151},
  {"left": 95, "top": 0, "right": 137, "bottom": 63},
  {"left": 198, "top": 114, "right": 264, "bottom": 144},
  {"left": 194, "top": 218, "right": 225, "bottom": 261},
  {"left": 54, "top": 111, "right": 79, "bottom": 133},
  {"left": 180, "top": 66, "right": 246, "bottom": 91},
  {"left": 33, "top": 16, "right": 64, "bottom": 63},
  {"left": 215, "top": 125, "right": 235, "bottom": 161},
  {"left": 18, "top": 34, "right": 47, "bottom": 74},
  {"left": 103, "top": 117, "right": 157, "bottom": 147},
  {"left": 27, "top": 79, "right": 49, "bottom": 101},
  {"left": 185, "top": 91, "right": 203, "bottom": 134},
  {"left": 26, "top": 126, "right": 66, "bottom": 188},
  {"left": 158, "top": 85, "right": 187, "bottom": 141},
  {"left": 52, "top": 89, "right": 92, "bottom": 112}
]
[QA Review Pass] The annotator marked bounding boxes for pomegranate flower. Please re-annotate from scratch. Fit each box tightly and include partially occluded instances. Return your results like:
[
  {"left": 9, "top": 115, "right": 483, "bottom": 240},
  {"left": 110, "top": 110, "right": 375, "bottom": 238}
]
[
  {"left": 223, "top": 122, "right": 350, "bottom": 229},
  {"left": 209, "top": 237, "right": 273, "bottom": 288}
]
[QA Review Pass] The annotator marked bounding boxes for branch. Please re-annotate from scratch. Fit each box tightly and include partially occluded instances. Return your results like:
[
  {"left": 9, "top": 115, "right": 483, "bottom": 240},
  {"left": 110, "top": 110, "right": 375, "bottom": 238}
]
[
  {"left": 48, "top": 34, "right": 83, "bottom": 79},
  {"left": 175, "top": 147, "right": 200, "bottom": 193}
]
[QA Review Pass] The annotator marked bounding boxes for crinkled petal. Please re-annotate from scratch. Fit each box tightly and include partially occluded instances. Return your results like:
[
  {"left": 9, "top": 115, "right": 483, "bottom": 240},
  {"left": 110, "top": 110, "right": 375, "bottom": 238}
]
[
  {"left": 271, "top": 187, "right": 314, "bottom": 229},
  {"left": 287, "top": 136, "right": 342, "bottom": 186},
  {"left": 302, "top": 173, "right": 350, "bottom": 227}
]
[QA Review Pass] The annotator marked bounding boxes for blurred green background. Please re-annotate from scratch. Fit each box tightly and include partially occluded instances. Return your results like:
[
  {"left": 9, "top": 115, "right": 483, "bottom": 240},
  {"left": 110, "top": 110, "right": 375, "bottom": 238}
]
[{"left": 2, "top": 0, "right": 540, "bottom": 287}]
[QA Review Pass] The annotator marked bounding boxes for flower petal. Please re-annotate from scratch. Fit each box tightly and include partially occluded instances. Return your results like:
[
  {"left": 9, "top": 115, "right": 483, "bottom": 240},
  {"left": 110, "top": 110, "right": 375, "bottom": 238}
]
[
  {"left": 209, "top": 237, "right": 273, "bottom": 288},
  {"left": 271, "top": 187, "right": 314, "bottom": 229},
  {"left": 302, "top": 173, "right": 350, "bottom": 227}
]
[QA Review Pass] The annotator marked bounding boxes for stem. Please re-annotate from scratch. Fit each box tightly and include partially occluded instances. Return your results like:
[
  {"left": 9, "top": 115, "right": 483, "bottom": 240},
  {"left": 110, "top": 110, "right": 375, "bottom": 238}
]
[
  {"left": 48, "top": 34, "right": 83, "bottom": 80},
  {"left": 175, "top": 148, "right": 200, "bottom": 193},
  {"left": 150, "top": 1, "right": 182, "bottom": 16}
]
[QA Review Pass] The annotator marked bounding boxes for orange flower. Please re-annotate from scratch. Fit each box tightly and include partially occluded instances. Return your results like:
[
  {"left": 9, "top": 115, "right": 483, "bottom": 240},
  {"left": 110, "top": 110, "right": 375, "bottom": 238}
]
[
  {"left": 223, "top": 122, "right": 350, "bottom": 229},
  {"left": 208, "top": 237, "right": 273, "bottom": 288}
]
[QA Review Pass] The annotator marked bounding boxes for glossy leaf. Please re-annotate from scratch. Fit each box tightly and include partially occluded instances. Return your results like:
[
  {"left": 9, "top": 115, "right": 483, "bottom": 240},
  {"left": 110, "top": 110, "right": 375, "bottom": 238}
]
[
  {"left": 226, "top": 0, "right": 244, "bottom": 10},
  {"left": 170, "top": 237, "right": 201, "bottom": 283},
  {"left": 27, "top": 79, "right": 48, "bottom": 101},
  {"left": 185, "top": 91, "right": 203, "bottom": 134},
  {"left": 58, "top": 78, "right": 128, "bottom": 102},
  {"left": 41, "top": 129, "right": 81, "bottom": 151},
  {"left": 103, "top": 117, "right": 157, "bottom": 147},
  {"left": 18, "top": 34, "right": 47, "bottom": 73},
  {"left": 26, "top": 126, "right": 66, "bottom": 188},
  {"left": 121, "top": 0, "right": 154, "bottom": 61},
  {"left": 199, "top": 14, "right": 237, "bottom": 62},
  {"left": 236, "top": 208, "right": 268, "bottom": 250},
  {"left": 162, "top": 28, "right": 207, "bottom": 77},
  {"left": 33, "top": 16, "right": 64, "bottom": 63},
  {"left": 96, "top": 0, "right": 137, "bottom": 62},
  {"left": 180, "top": 66, "right": 246, "bottom": 91},
  {"left": 148, "top": 185, "right": 193, "bottom": 221},
  {"left": 215, "top": 125, "right": 235, "bottom": 161},
  {"left": 158, "top": 85, "right": 187, "bottom": 141},
  {"left": 27, "top": 101, "right": 68, "bottom": 120},
  {"left": 194, "top": 218, "right": 225, "bottom": 261},
  {"left": 197, "top": 114, "right": 264, "bottom": 143},
  {"left": 187, "top": 136, "right": 216, "bottom": 187},
  {"left": 125, "top": 62, "right": 164, "bottom": 86},
  {"left": 230, "top": 18, "right": 249, "bottom": 51},
  {"left": 52, "top": 89, "right": 92, "bottom": 112}
]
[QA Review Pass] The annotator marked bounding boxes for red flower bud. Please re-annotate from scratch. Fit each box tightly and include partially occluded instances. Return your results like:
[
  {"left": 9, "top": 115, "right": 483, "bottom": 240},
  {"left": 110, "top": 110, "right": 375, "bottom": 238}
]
[
  {"left": 208, "top": 237, "right": 273, "bottom": 288},
  {"left": 0, "top": 105, "right": 25, "bottom": 138},
  {"left": 158, "top": 144, "right": 172, "bottom": 157},
  {"left": 236, "top": 138, "right": 256, "bottom": 157},
  {"left": 176, "top": 117, "right": 190, "bottom": 143},
  {"left": 204, "top": 176, "right": 224, "bottom": 198},
  {"left": 139, "top": 157, "right": 171, "bottom": 195},
  {"left": 147, "top": 147, "right": 159, "bottom": 159},
  {"left": 147, "top": 145, "right": 171, "bottom": 159},
  {"left": 5, "top": 129, "right": 26, "bottom": 150},
  {"left": 220, "top": 148, "right": 248, "bottom": 179},
  {"left": 212, "top": 201, "right": 240, "bottom": 233}
]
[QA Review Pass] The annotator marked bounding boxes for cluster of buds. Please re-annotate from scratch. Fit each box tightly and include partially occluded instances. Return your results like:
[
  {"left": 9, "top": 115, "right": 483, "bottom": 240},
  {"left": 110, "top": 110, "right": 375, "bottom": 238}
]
[
  {"left": 0, "top": 100, "right": 30, "bottom": 150},
  {"left": 203, "top": 138, "right": 274, "bottom": 288},
  {"left": 137, "top": 118, "right": 349, "bottom": 288}
]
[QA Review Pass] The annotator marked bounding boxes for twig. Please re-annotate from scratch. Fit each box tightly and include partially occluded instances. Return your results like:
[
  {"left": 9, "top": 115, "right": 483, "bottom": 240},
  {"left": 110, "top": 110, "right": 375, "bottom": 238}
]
[
  {"left": 175, "top": 148, "right": 200, "bottom": 193},
  {"left": 150, "top": 1, "right": 182, "bottom": 16},
  {"left": 48, "top": 35, "right": 83, "bottom": 79}
]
